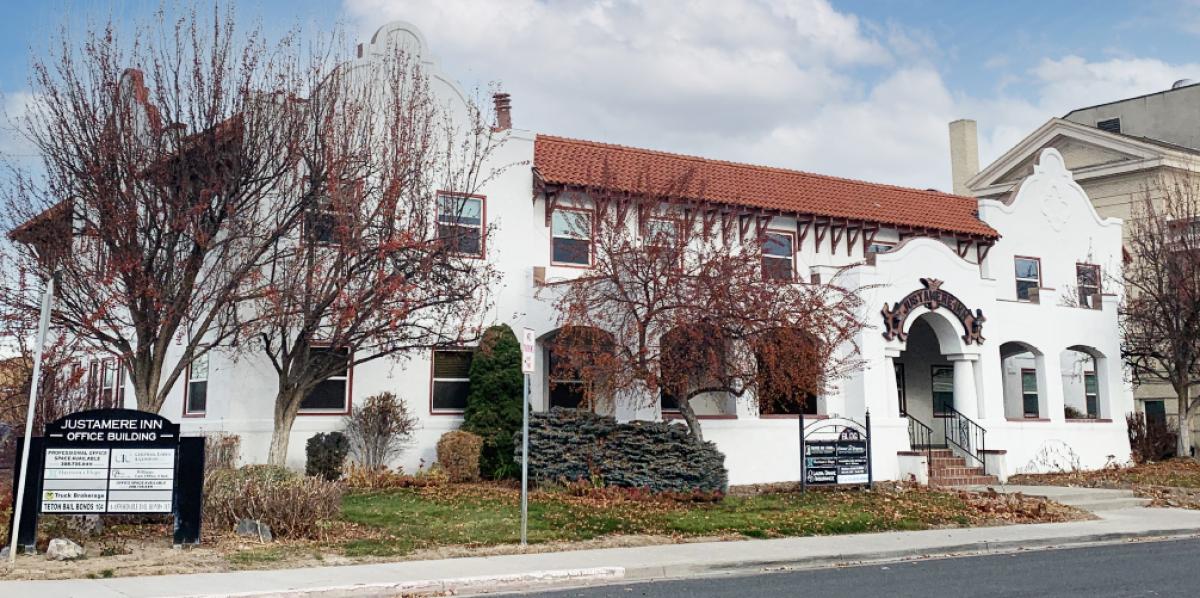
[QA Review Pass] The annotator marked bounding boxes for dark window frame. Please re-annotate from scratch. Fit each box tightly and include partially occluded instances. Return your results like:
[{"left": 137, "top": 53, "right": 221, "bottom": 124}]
[
  {"left": 762, "top": 230, "right": 796, "bottom": 282},
  {"left": 298, "top": 345, "right": 353, "bottom": 415},
  {"left": 932, "top": 364, "right": 954, "bottom": 417},
  {"left": 1021, "top": 367, "right": 1040, "bottom": 418},
  {"left": 1076, "top": 263, "right": 1101, "bottom": 308},
  {"left": 430, "top": 348, "right": 474, "bottom": 415},
  {"left": 1014, "top": 256, "right": 1042, "bottom": 302},
  {"left": 436, "top": 191, "right": 486, "bottom": 258},
  {"left": 183, "top": 349, "right": 209, "bottom": 417},
  {"left": 550, "top": 207, "right": 595, "bottom": 267}
]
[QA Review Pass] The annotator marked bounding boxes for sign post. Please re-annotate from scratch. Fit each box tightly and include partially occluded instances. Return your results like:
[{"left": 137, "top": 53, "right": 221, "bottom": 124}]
[
  {"left": 8, "top": 272, "right": 53, "bottom": 562},
  {"left": 519, "top": 327, "right": 535, "bottom": 546}
]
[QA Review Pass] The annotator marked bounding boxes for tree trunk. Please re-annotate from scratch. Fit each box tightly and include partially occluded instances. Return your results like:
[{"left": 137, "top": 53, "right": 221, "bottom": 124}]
[
  {"left": 677, "top": 397, "right": 704, "bottom": 442},
  {"left": 1178, "top": 385, "right": 1194, "bottom": 459},
  {"left": 268, "top": 388, "right": 305, "bottom": 467}
]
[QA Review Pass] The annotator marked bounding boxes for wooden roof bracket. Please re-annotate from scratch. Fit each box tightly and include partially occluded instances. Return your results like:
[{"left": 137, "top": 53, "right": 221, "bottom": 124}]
[
  {"left": 976, "top": 241, "right": 993, "bottom": 263},
  {"left": 861, "top": 226, "right": 879, "bottom": 254},
  {"left": 812, "top": 218, "right": 830, "bottom": 253},
  {"left": 956, "top": 238, "right": 972, "bottom": 259},
  {"left": 544, "top": 190, "right": 560, "bottom": 227},
  {"left": 829, "top": 219, "right": 845, "bottom": 255},
  {"left": 845, "top": 221, "right": 862, "bottom": 254}
]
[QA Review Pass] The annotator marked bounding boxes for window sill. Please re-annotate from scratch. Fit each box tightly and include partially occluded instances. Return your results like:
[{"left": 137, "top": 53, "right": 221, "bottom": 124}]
[
  {"left": 298, "top": 409, "right": 351, "bottom": 416},
  {"left": 662, "top": 413, "right": 738, "bottom": 420},
  {"left": 430, "top": 410, "right": 466, "bottom": 417},
  {"left": 1065, "top": 418, "right": 1112, "bottom": 423},
  {"left": 758, "top": 413, "right": 827, "bottom": 420},
  {"left": 550, "top": 261, "right": 592, "bottom": 269},
  {"left": 1007, "top": 417, "right": 1050, "bottom": 422},
  {"left": 182, "top": 411, "right": 206, "bottom": 418}
]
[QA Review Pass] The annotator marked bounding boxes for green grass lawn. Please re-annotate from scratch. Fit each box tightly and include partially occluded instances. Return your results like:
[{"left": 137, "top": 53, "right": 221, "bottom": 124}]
[{"left": 338, "top": 484, "right": 984, "bottom": 557}]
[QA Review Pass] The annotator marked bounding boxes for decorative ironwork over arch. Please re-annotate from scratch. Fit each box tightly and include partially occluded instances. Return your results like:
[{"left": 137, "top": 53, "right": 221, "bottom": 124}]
[{"left": 881, "top": 278, "right": 985, "bottom": 345}]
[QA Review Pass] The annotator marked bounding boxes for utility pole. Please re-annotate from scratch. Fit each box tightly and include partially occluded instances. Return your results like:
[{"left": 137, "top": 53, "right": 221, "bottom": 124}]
[{"left": 9, "top": 272, "right": 55, "bottom": 562}]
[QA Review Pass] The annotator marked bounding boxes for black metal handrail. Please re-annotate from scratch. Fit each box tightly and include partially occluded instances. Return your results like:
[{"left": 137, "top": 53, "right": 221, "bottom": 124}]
[
  {"left": 905, "top": 415, "right": 934, "bottom": 478},
  {"left": 943, "top": 407, "right": 986, "bottom": 473}
]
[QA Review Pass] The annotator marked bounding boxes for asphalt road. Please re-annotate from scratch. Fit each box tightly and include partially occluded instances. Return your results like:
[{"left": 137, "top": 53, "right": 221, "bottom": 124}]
[{"left": 516, "top": 537, "right": 1200, "bottom": 597}]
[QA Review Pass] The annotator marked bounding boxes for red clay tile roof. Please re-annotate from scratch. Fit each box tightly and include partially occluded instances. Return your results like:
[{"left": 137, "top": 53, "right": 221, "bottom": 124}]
[{"left": 534, "top": 135, "right": 999, "bottom": 239}]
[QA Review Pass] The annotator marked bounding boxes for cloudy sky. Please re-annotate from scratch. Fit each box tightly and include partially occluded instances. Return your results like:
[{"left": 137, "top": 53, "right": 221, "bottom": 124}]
[{"left": 4, "top": 0, "right": 1200, "bottom": 190}]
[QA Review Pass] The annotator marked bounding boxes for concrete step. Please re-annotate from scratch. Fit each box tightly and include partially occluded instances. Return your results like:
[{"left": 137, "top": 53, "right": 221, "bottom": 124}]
[
  {"left": 933, "top": 466, "right": 986, "bottom": 477},
  {"left": 932, "top": 475, "right": 999, "bottom": 486}
]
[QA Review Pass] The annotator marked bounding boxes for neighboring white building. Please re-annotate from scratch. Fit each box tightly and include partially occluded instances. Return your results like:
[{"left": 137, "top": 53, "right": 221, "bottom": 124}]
[{"left": 48, "top": 23, "right": 1134, "bottom": 485}]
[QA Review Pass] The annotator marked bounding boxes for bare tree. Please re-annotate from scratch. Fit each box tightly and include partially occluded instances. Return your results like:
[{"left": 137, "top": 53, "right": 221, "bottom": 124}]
[
  {"left": 245, "top": 45, "right": 500, "bottom": 465},
  {"left": 0, "top": 4, "right": 315, "bottom": 413},
  {"left": 1121, "top": 172, "right": 1200, "bottom": 458},
  {"left": 546, "top": 179, "right": 868, "bottom": 440}
]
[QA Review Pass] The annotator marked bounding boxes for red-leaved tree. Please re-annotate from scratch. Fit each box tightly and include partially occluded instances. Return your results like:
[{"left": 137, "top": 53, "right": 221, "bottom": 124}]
[
  {"left": 0, "top": 5, "right": 315, "bottom": 414},
  {"left": 244, "top": 43, "right": 502, "bottom": 464},
  {"left": 545, "top": 179, "right": 868, "bottom": 440}
]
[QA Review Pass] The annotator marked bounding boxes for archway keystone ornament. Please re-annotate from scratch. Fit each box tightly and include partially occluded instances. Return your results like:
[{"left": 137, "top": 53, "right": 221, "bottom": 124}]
[{"left": 881, "top": 278, "right": 986, "bottom": 345}]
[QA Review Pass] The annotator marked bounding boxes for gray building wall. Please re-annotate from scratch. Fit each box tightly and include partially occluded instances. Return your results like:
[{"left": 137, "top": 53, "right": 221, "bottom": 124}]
[{"left": 1064, "top": 83, "right": 1200, "bottom": 150}]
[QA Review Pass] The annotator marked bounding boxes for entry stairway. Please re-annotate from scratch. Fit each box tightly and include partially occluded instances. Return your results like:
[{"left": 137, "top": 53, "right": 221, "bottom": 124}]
[{"left": 928, "top": 448, "right": 999, "bottom": 486}]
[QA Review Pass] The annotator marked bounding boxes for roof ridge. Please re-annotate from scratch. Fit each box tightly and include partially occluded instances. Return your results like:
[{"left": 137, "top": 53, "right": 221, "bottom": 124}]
[{"left": 535, "top": 133, "right": 969, "bottom": 201}]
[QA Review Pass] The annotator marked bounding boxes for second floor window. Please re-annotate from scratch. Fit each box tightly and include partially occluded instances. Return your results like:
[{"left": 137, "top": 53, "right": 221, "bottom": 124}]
[
  {"left": 1076, "top": 263, "right": 1101, "bottom": 308},
  {"left": 866, "top": 241, "right": 894, "bottom": 255},
  {"left": 762, "top": 232, "right": 794, "bottom": 281},
  {"left": 307, "top": 196, "right": 341, "bottom": 245},
  {"left": 551, "top": 209, "right": 592, "bottom": 266},
  {"left": 643, "top": 218, "right": 679, "bottom": 252},
  {"left": 1015, "top": 257, "right": 1041, "bottom": 302},
  {"left": 301, "top": 347, "right": 351, "bottom": 413},
  {"left": 186, "top": 352, "right": 209, "bottom": 415},
  {"left": 437, "top": 194, "right": 484, "bottom": 257}
]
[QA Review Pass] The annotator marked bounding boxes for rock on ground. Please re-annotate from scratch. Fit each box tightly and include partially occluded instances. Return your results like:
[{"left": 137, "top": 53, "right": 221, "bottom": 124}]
[
  {"left": 235, "top": 518, "right": 273, "bottom": 543},
  {"left": 45, "top": 538, "right": 85, "bottom": 561}
]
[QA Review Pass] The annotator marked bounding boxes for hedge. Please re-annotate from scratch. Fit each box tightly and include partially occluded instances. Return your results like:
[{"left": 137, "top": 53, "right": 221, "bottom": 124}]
[{"left": 516, "top": 408, "right": 727, "bottom": 493}]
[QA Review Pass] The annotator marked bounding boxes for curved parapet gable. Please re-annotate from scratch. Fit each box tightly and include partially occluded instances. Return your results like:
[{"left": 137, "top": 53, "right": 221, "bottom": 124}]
[
  {"left": 980, "top": 148, "right": 1121, "bottom": 230},
  {"left": 352, "top": 21, "right": 472, "bottom": 115}
]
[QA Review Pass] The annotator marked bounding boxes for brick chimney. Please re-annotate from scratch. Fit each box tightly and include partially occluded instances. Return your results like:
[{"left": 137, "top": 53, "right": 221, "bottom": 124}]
[
  {"left": 493, "top": 92, "right": 512, "bottom": 132},
  {"left": 948, "top": 119, "right": 979, "bottom": 196}
]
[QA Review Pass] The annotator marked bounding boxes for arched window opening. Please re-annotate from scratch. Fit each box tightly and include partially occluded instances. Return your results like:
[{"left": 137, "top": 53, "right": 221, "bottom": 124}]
[
  {"left": 659, "top": 323, "right": 736, "bottom": 416},
  {"left": 754, "top": 327, "right": 822, "bottom": 416},
  {"left": 1000, "top": 341, "right": 1046, "bottom": 419},
  {"left": 1061, "top": 345, "right": 1107, "bottom": 420}
]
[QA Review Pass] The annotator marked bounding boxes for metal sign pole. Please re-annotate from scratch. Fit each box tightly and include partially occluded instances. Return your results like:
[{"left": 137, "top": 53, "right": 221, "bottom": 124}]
[
  {"left": 9, "top": 273, "right": 54, "bottom": 562},
  {"left": 520, "top": 372, "right": 529, "bottom": 546},
  {"left": 799, "top": 410, "right": 806, "bottom": 493},
  {"left": 518, "top": 327, "right": 534, "bottom": 548}
]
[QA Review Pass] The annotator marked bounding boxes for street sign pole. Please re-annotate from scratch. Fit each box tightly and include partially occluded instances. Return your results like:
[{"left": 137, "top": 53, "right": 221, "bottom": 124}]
[
  {"left": 9, "top": 272, "right": 54, "bottom": 562},
  {"left": 519, "top": 328, "right": 535, "bottom": 547}
]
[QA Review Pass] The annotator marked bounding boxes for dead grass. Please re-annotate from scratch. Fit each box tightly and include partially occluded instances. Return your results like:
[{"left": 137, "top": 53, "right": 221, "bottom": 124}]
[
  {"left": 0, "top": 482, "right": 1087, "bottom": 581},
  {"left": 1009, "top": 459, "right": 1200, "bottom": 510}
]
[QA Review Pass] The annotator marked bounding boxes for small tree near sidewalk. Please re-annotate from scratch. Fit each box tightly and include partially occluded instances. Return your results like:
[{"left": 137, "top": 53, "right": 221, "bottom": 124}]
[
  {"left": 547, "top": 177, "right": 868, "bottom": 441},
  {"left": 1120, "top": 173, "right": 1200, "bottom": 458},
  {"left": 461, "top": 324, "right": 523, "bottom": 479}
]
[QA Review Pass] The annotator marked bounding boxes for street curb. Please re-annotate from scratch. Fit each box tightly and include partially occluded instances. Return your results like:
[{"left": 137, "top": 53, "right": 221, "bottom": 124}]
[
  {"left": 622, "top": 528, "right": 1200, "bottom": 581},
  {"left": 171, "top": 567, "right": 624, "bottom": 598}
]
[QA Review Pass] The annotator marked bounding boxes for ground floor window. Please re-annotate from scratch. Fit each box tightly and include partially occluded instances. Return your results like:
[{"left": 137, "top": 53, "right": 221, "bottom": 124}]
[
  {"left": 185, "top": 351, "right": 209, "bottom": 415},
  {"left": 660, "top": 388, "right": 679, "bottom": 413},
  {"left": 932, "top": 365, "right": 953, "bottom": 416},
  {"left": 1084, "top": 372, "right": 1099, "bottom": 418},
  {"left": 547, "top": 349, "right": 586, "bottom": 409},
  {"left": 431, "top": 349, "right": 473, "bottom": 413},
  {"left": 1021, "top": 368, "right": 1039, "bottom": 418},
  {"left": 300, "top": 347, "right": 351, "bottom": 413}
]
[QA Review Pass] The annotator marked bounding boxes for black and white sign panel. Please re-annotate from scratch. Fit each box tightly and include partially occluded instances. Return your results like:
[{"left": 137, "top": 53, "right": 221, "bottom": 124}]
[
  {"left": 804, "top": 428, "right": 869, "bottom": 486},
  {"left": 39, "top": 410, "right": 179, "bottom": 514}
]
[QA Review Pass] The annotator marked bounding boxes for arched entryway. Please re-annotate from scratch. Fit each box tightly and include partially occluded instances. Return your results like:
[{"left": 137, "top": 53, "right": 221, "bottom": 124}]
[{"left": 891, "top": 310, "right": 979, "bottom": 444}]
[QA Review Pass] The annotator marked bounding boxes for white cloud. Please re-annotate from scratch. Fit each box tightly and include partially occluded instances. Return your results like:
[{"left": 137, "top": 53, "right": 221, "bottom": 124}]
[{"left": 80, "top": 2, "right": 1200, "bottom": 192}]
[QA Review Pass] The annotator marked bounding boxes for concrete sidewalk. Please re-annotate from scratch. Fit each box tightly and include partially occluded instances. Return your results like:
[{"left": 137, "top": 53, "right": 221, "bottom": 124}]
[{"left": 3, "top": 507, "right": 1200, "bottom": 598}]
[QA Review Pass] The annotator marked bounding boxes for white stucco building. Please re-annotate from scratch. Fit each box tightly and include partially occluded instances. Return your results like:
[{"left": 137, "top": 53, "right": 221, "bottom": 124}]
[{"left": 49, "top": 23, "right": 1134, "bottom": 486}]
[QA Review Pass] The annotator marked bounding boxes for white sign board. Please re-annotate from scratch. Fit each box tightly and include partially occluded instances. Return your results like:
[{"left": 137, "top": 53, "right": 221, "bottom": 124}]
[
  {"left": 41, "top": 447, "right": 175, "bottom": 514},
  {"left": 521, "top": 328, "right": 536, "bottom": 374}
]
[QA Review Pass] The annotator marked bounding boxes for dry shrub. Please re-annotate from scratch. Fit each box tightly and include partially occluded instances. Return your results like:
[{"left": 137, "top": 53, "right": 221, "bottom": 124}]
[
  {"left": 204, "top": 465, "right": 342, "bottom": 539},
  {"left": 344, "top": 392, "right": 417, "bottom": 469},
  {"left": 437, "top": 430, "right": 483, "bottom": 483},
  {"left": 1127, "top": 412, "right": 1178, "bottom": 463},
  {"left": 204, "top": 433, "right": 240, "bottom": 474},
  {"left": 343, "top": 463, "right": 448, "bottom": 491}
]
